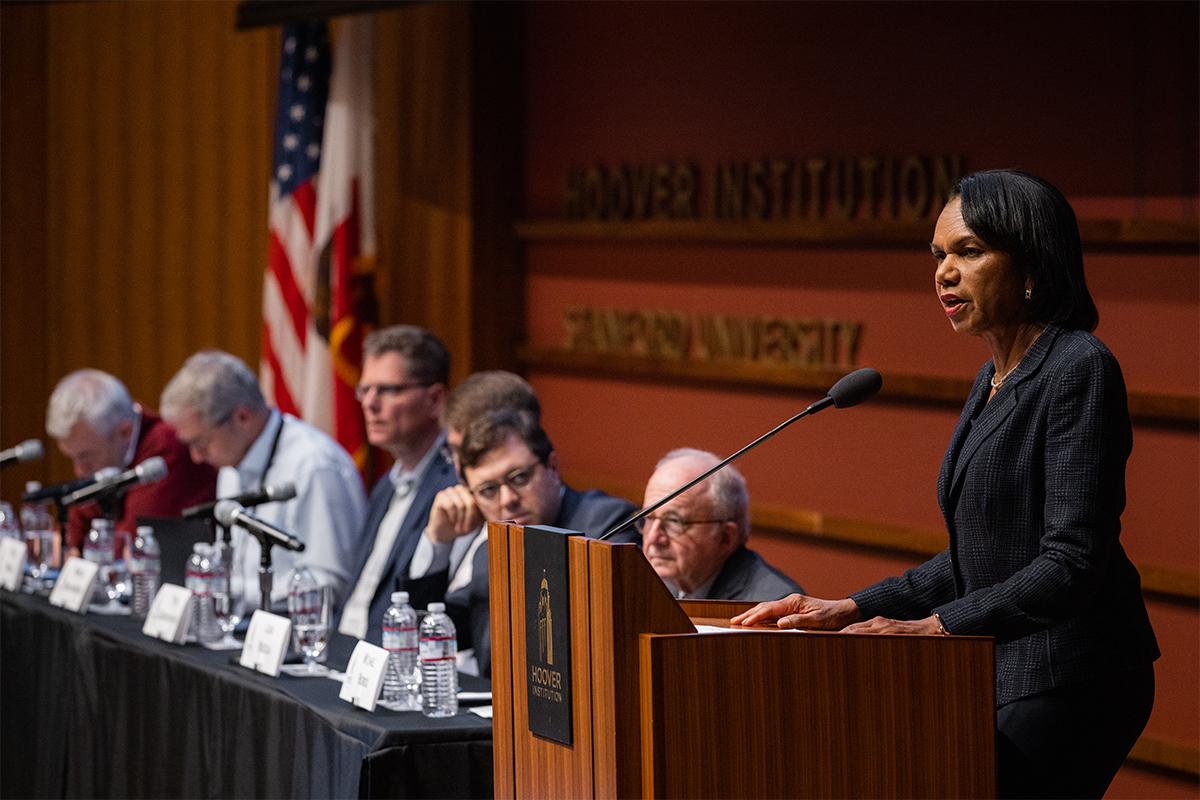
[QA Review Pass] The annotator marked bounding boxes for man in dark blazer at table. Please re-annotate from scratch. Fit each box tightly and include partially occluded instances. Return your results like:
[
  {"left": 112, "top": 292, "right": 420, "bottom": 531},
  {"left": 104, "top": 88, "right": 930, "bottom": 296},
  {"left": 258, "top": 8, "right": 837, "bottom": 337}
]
[
  {"left": 640, "top": 448, "right": 803, "bottom": 601},
  {"left": 336, "top": 325, "right": 459, "bottom": 644},
  {"left": 416, "top": 409, "right": 638, "bottom": 676}
]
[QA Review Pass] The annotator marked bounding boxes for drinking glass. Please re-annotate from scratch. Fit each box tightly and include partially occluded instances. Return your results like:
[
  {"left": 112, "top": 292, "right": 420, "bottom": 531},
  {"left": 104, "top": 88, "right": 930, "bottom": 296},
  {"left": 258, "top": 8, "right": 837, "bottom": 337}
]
[
  {"left": 25, "top": 527, "right": 54, "bottom": 591},
  {"left": 212, "top": 573, "right": 245, "bottom": 650},
  {"left": 290, "top": 584, "right": 330, "bottom": 675}
]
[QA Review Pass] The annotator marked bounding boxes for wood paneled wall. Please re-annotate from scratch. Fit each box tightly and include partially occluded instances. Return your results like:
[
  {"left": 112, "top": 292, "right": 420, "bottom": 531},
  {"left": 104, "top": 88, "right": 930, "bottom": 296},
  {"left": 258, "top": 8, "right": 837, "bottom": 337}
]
[
  {"left": 1, "top": 1, "right": 524, "bottom": 499},
  {"left": 2, "top": 1, "right": 274, "bottom": 496}
]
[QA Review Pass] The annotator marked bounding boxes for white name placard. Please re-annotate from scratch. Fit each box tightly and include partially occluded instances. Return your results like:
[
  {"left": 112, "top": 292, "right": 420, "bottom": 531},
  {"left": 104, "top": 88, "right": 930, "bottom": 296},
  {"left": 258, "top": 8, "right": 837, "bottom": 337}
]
[
  {"left": 239, "top": 609, "right": 292, "bottom": 677},
  {"left": 49, "top": 557, "right": 100, "bottom": 613},
  {"left": 339, "top": 640, "right": 389, "bottom": 711},
  {"left": 142, "top": 584, "right": 193, "bottom": 644},
  {"left": 0, "top": 537, "right": 27, "bottom": 591}
]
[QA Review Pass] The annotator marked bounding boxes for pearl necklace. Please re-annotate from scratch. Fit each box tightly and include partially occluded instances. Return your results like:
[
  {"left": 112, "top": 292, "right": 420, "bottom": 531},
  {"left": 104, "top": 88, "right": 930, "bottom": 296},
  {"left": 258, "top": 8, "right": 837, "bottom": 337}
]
[{"left": 990, "top": 367, "right": 1015, "bottom": 389}]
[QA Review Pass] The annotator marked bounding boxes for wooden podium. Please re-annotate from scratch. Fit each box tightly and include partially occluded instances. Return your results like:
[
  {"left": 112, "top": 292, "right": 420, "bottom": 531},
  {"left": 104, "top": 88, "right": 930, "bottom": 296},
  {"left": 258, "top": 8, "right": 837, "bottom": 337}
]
[{"left": 489, "top": 521, "right": 996, "bottom": 799}]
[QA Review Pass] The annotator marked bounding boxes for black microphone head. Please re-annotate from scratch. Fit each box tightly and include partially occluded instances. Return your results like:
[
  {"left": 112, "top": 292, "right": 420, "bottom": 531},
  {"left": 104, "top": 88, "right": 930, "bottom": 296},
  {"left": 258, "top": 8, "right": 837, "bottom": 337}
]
[
  {"left": 213, "top": 499, "right": 242, "bottom": 528},
  {"left": 828, "top": 368, "right": 883, "bottom": 409},
  {"left": 267, "top": 482, "right": 297, "bottom": 502}
]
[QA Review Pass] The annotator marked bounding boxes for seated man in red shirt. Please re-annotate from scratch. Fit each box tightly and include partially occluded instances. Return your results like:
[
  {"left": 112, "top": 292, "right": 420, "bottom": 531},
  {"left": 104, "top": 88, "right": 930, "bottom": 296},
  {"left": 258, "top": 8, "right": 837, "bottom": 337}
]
[{"left": 46, "top": 369, "right": 218, "bottom": 558}]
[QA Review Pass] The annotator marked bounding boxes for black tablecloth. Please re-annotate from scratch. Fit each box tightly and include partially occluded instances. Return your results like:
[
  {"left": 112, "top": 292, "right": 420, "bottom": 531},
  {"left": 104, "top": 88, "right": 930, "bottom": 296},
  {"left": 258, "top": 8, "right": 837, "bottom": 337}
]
[{"left": 0, "top": 590, "right": 493, "bottom": 799}]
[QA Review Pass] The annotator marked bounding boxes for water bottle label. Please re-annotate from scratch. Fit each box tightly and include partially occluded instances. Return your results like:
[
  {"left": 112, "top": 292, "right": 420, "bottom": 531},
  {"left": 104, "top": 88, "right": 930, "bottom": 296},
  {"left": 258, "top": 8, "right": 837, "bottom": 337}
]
[
  {"left": 384, "top": 624, "right": 418, "bottom": 652},
  {"left": 420, "top": 636, "right": 457, "bottom": 661},
  {"left": 130, "top": 556, "right": 147, "bottom": 574}
]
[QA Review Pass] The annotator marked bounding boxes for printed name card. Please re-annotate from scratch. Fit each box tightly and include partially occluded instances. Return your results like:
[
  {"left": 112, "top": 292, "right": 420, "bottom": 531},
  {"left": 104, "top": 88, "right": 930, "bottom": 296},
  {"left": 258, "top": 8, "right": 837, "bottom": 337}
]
[
  {"left": 239, "top": 609, "right": 292, "bottom": 677},
  {"left": 0, "top": 538, "right": 26, "bottom": 591},
  {"left": 339, "top": 640, "right": 389, "bottom": 711},
  {"left": 49, "top": 557, "right": 99, "bottom": 613},
  {"left": 142, "top": 584, "right": 194, "bottom": 644}
]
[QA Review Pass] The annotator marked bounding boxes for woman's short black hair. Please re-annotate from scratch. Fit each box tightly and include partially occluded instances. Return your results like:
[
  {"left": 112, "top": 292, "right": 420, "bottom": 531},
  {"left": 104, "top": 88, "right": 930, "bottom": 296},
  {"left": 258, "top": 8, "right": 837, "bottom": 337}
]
[{"left": 951, "top": 169, "right": 1099, "bottom": 332}]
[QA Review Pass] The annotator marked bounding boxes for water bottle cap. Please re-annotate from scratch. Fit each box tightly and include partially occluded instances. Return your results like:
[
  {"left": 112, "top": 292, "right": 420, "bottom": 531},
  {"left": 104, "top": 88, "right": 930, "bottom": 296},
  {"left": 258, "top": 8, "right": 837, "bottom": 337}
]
[
  {"left": 92, "top": 518, "right": 113, "bottom": 530},
  {"left": 193, "top": 541, "right": 209, "bottom": 553},
  {"left": 391, "top": 591, "right": 409, "bottom": 604},
  {"left": 25, "top": 481, "right": 41, "bottom": 492},
  {"left": 136, "top": 525, "right": 153, "bottom": 536},
  {"left": 427, "top": 602, "right": 445, "bottom": 613}
]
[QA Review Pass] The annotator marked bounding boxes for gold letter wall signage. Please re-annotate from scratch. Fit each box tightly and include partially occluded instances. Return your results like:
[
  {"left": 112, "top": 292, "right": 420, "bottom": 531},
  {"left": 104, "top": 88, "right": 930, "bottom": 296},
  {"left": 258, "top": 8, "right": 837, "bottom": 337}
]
[
  {"left": 565, "top": 154, "right": 963, "bottom": 221},
  {"left": 562, "top": 307, "right": 861, "bottom": 370}
]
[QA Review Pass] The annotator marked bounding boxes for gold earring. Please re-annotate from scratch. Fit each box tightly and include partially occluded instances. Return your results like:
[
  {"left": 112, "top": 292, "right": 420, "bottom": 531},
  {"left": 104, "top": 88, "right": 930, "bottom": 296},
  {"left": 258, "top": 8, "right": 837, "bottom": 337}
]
[{"left": 1025, "top": 286, "right": 1032, "bottom": 300}]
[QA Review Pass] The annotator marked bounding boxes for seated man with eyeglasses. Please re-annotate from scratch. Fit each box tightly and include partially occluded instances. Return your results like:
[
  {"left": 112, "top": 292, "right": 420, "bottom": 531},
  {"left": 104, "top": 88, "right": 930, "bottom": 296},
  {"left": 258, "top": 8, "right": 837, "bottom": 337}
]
[
  {"left": 161, "top": 350, "right": 368, "bottom": 611},
  {"left": 639, "top": 448, "right": 803, "bottom": 601},
  {"left": 417, "top": 408, "right": 637, "bottom": 676},
  {"left": 336, "top": 325, "right": 459, "bottom": 643}
]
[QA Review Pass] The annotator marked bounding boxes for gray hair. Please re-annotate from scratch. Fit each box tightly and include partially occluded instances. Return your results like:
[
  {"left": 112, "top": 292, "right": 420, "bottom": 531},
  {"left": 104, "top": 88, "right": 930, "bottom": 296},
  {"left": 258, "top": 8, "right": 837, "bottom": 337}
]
[
  {"left": 46, "top": 369, "right": 137, "bottom": 439},
  {"left": 160, "top": 350, "right": 267, "bottom": 426},
  {"left": 657, "top": 447, "right": 750, "bottom": 546}
]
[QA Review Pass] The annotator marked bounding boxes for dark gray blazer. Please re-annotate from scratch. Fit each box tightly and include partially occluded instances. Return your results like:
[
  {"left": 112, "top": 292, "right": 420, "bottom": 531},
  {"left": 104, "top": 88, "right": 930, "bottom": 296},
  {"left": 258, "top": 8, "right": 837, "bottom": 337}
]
[
  {"left": 852, "top": 326, "right": 1158, "bottom": 706},
  {"left": 341, "top": 440, "right": 460, "bottom": 646},
  {"left": 707, "top": 546, "right": 803, "bottom": 601}
]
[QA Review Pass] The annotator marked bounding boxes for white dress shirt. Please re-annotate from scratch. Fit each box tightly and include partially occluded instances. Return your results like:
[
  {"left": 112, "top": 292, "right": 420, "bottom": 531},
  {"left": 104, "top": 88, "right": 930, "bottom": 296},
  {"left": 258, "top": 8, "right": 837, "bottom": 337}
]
[{"left": 217, "top": 409, "right": 368, "bottom": 610}]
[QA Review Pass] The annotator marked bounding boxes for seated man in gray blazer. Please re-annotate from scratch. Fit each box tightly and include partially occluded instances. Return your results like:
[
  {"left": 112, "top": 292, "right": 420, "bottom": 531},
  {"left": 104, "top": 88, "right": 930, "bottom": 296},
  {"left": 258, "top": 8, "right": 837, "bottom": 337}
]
[{"left": 638, "top": 448, "right": 802, "bottom": 601}]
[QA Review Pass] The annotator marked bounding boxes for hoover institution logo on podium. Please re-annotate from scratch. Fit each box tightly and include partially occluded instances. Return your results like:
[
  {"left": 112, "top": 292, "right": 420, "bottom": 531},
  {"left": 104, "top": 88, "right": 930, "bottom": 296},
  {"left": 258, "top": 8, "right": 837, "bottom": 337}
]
[{"left": 524, "top": 526, "right": 575, "bottom": 746}]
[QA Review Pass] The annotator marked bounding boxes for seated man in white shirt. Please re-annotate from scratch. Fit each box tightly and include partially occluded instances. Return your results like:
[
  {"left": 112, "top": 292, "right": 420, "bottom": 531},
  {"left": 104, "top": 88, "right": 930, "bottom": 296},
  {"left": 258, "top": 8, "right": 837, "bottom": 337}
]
[
  {"left": 638, "top": 448, "right": 803, "bottom": 601},
  {"left": 335, "top": 326, "right": 458, "bottom": 643},
  {"left": 160, "top": 350, "right": 368, "bottom": 610}
]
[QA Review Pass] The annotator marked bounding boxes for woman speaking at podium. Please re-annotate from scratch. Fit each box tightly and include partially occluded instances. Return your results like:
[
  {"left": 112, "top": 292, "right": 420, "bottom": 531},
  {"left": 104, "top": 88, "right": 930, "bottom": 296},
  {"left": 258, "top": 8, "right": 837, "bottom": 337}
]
[{"left": 734, "top": 170, "right": 1159, "bottom": 799}]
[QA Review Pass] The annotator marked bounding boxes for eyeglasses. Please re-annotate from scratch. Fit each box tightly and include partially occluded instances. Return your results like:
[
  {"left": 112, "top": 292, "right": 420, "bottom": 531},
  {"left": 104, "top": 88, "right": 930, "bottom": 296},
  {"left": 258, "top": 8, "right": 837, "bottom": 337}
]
[
  {"left": 179, "top": 411, "right": 233, "bottom": 453},
  {"left": 353, "top": 382, "right": 431, "bottom": 402},
  {"left": 468, "top": 461, "right": 542, "bottom": 503},
  {"left": 633, "top": 512, "right": 730, "bottom": 539}
]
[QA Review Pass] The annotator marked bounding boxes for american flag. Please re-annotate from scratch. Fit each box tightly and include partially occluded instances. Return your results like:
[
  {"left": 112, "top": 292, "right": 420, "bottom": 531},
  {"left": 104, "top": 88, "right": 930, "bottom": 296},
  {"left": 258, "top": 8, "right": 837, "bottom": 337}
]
[{"left": 261, "top": 20, "right": 376, "bottom": 471}]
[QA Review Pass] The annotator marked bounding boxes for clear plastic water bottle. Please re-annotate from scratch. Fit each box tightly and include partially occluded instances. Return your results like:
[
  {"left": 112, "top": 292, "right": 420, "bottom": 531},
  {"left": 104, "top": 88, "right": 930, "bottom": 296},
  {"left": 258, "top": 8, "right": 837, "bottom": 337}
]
[
  {"left": 194, "top": 544, "right": 221, "bottom": 645},
  {"left": 20, "top": 484, "right": 54, "bottom": 591},
  {"left": 184, "top": 543, "right": 205, "bottom": 642},
  {"left": 83, "top": 518, "right": 114, "bottom": 604},
  {"left": 129, "top": 525, "right": 161, "bottom": 619},
  {"left": 419, "top": 602, "right": 458, "bottom": 718},
  {"left": 382, "top": 591, "right": 421, "bottom": 709},
  {"left": 185, "top": 543, "right": 220, "bottom": 644}
]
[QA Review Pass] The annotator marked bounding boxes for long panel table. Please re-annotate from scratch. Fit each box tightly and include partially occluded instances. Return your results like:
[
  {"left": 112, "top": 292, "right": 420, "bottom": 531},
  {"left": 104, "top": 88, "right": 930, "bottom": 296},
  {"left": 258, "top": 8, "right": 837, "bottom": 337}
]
[{"left": 0, "top": 590, "right": 493, "bottom": 799}]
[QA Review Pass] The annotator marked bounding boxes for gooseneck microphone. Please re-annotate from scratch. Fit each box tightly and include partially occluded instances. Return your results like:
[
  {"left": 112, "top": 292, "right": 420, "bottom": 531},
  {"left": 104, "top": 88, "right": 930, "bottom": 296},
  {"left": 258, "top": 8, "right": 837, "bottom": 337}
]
[
  {"left": 182, "top": 482, "right": 297, "bottom": 520},
  {"left": 22, "top": 467, "right": 121, "bottom": 504},
  {"left": 214, "top": 499, "right": 305, "bottom": 552},
  {"left": 0, "top": 439, "right": 44, "bottom": 469},
  {"left": 60, "top": 456, "right": 169, "bottom": 507},
  {"left": 599, "top": 367, "right": 883, "bottom": 541}
]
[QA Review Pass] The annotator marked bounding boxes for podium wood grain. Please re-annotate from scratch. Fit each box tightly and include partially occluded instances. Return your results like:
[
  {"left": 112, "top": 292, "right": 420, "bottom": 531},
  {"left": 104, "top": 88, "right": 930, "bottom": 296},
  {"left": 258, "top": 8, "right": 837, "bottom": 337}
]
[
  {"left": 640, "top": 630, "right": 995, "bottom": 799},
  {"left": 491, "top": 522, "right": 996, "bottom": 799}
]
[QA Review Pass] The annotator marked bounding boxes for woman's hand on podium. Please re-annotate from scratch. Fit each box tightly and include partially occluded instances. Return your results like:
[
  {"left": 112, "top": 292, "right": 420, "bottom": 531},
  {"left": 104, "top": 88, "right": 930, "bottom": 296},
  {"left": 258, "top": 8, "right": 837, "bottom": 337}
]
[
  {"left": 840, "top": 615, "right": 945, "bottom": 636},
  {"left": 731, "top": 593, "right": 861, "bottom": 630}
]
